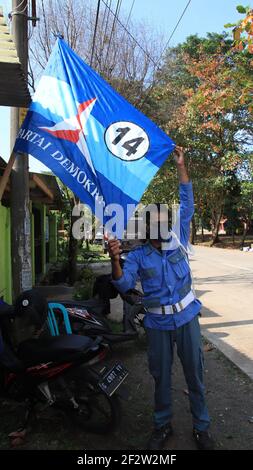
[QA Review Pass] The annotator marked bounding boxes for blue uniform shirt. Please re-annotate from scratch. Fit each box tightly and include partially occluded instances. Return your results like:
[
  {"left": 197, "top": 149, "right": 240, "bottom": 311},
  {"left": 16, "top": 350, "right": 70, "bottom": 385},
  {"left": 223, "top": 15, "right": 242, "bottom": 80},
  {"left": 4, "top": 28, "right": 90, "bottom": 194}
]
[{"left": 112, "top": 182, "right": 202, "bottom": 330}]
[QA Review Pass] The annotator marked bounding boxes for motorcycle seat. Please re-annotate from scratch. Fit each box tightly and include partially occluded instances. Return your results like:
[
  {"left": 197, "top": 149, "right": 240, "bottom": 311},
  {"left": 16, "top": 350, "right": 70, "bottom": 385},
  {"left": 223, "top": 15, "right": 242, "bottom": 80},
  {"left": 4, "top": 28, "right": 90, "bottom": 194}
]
[
  {"left": 17, "top": 334, "right": 95, "bottom": 366},
  {"left": 0, "top": 303, "right": 15, "bottom": 319}
]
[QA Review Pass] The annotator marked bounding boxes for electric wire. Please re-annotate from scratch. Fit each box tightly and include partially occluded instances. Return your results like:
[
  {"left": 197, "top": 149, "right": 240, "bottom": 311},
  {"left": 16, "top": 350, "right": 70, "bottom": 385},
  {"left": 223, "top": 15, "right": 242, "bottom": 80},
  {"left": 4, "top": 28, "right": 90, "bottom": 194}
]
[
  {"left": 104, "top": 0, "right": 122, "bottom": 69},
  {"left": 90, "top": 0, "right": 101, "bottom": 66}
]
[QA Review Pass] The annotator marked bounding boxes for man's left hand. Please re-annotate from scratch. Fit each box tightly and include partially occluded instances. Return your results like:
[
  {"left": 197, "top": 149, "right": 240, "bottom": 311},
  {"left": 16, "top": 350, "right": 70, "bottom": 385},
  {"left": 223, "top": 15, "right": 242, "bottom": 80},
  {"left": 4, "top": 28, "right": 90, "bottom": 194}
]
[
  {"left": 174, "top": 146, "right": 189, "bottom": 183},
  {"left": 173, "top": 146, "right": 185, "bottom": 167}
]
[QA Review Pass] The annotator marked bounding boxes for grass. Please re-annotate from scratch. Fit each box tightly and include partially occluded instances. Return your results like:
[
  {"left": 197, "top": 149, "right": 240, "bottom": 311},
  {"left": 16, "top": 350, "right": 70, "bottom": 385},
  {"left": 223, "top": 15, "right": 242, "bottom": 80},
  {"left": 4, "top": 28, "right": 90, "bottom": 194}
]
[{"left": 77, "top": 243, "right": 110, "bottom": 263}]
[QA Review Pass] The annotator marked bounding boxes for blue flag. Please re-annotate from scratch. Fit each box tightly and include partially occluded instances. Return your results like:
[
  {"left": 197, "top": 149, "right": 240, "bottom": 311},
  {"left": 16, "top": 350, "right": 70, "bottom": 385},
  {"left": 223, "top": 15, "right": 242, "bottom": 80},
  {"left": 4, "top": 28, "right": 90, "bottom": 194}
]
[{"left": 14, "top": 39, "right": 175, "bottom": 229}]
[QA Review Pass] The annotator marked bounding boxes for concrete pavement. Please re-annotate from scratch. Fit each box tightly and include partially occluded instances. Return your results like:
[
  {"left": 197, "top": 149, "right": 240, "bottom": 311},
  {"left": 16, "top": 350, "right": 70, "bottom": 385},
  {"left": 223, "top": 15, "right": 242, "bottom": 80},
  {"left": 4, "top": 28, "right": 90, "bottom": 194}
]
[{"left": 190, "top": 245, "right": 253, "bottom": 379}]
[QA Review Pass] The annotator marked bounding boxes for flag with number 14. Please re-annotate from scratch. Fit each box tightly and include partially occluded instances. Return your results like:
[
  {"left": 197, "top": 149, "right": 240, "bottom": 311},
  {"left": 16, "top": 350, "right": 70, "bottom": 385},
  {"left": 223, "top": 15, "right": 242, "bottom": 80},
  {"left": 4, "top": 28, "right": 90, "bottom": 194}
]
[{"left": 14, "top": 38, "right": 175, "bottom": 227}]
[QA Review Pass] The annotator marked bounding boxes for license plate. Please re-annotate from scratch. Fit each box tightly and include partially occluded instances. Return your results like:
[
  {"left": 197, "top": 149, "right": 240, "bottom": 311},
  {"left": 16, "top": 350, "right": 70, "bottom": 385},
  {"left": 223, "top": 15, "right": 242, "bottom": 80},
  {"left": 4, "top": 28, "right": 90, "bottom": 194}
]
[{"left": 98, "top": 362, "right": 128, "bottom": 397}]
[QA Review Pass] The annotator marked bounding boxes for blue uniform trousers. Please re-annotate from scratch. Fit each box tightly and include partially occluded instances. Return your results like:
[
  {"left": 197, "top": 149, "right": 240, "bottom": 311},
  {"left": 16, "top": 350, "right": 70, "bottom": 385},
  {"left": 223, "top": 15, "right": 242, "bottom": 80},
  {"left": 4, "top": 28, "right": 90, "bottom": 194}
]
[{"left": 145, "top": 314, "right": 210, "bottom": 431}]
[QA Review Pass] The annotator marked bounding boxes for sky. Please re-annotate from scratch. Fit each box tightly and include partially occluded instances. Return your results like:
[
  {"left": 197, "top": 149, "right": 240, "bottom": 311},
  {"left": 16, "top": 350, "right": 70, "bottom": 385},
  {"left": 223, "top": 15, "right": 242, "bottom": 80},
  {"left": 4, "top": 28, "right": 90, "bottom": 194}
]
[{"left": 0, "top": 0, "right": 250, "bottom": 173}]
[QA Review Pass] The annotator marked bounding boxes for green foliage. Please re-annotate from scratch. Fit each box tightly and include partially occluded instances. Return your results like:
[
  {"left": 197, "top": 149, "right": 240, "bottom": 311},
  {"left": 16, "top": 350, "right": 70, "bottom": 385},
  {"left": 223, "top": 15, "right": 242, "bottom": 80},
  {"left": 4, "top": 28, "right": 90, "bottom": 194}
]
[
  {"left": 223, "top": 173, "right": 243, "bottom": 235},
  {"left": 142, "top": 30, "right": 252, "bottom": 244},
  {"left": 74, "top": 283, "right": 93, "bottom": 300},
  {"left": 224, "top": 23, "right": 237, "bottom": 28},
  {"left": 79, "top": 266, "right": 96, "bottom": 283},
  {"left": 180, "top": 33, "right": 232, "bottom": 57},
  {"left": 237, "top": 5, "right": 247, "bottom": 14},
  {"left": 239, "top": 180, "right": 253, "bottom": 222},
  {"left": 78, "top": 244, "right": 109, "bottom": 263},
  {"left": 73, "top": 266, "right": 96, "bottom": 300},
  {"left": 225, "top": 5, "right": 253, "bottom": 54}
]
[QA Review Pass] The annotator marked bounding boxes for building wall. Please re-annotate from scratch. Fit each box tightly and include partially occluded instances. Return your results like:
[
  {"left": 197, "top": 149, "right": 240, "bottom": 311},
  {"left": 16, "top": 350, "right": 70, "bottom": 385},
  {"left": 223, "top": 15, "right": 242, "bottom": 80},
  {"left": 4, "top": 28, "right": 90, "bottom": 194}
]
[
  {"left": 40, "top": 204, "right": 47, "bottom": 276},
  {"left": 31, "top": 212, "right": 35, "bottom": 285},
  {"left": 49, "top": 214, "right": 58, "bottom": 263},
  {"left": 0, "top": 203, "right": 12, "bottom": 302},
  {"left": 33, "top": 203, "right": 47, "bottom": 279},
  {"left": 0, "top": 202, "right": 58, "bottom": 301}
]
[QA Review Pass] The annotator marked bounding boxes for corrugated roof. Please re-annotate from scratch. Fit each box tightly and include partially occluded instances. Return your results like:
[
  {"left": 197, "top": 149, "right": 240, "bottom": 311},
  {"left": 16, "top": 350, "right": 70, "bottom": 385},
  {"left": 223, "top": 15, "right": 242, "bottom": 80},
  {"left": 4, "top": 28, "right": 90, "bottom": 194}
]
[{"left": 0, "top": 6, "right": 31, "bottom": 107}]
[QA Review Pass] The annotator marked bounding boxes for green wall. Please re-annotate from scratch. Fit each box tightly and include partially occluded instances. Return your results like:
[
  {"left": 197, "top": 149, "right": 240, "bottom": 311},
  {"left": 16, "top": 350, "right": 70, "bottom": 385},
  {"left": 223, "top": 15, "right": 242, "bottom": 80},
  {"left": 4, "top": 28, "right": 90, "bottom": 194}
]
[
  {"left": 31, "top": 212, "right": 35, "bottom": 285},
  {"left": 0, "top": 203, "right": 58, "bottom": 298},
  {"left": 34, "top": 203, "right": 47, "bottom": 276},
  {"left": 0, "top": 203, "right": 12, "bottom": 302},
  {"left": 41, "top": 204, "right": 47, "bottom": 275},
  {"left": 49, "top": 214, "right": 57, "bottom": 263}
]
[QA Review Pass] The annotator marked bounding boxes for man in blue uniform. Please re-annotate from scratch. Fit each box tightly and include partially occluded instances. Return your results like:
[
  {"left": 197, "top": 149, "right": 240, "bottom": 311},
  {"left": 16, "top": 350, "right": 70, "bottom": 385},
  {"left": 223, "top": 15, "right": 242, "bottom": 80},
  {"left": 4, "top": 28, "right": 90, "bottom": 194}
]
[{"left": 108, "top": 147, "right": 214, "bottom": 450}]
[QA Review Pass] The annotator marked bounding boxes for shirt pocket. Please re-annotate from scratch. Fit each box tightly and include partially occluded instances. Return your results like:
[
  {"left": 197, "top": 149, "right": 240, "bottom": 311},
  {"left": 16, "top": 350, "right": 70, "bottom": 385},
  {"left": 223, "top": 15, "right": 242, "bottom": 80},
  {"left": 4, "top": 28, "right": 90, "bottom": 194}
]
[
  {"left": 167, "top": 248, "right": 190, "bottom": 279},
  {"left": 139, "top": 267, "right": 160, "bottom": 294}
]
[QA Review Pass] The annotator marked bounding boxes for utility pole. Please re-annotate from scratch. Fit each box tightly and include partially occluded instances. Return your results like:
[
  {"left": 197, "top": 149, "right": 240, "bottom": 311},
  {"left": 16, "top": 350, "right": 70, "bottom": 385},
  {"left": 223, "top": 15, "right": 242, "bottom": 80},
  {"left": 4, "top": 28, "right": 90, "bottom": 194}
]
[{"left": 10, "top": 0, "right": 32, "bottom": 299}]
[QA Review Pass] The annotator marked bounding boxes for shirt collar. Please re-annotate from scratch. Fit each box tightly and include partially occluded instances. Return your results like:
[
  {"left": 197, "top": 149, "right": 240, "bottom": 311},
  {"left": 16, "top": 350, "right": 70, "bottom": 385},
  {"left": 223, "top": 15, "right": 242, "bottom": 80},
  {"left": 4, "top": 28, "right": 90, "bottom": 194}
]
[{"left": 144, "top": 240, "right": 163, "bottom": 256}]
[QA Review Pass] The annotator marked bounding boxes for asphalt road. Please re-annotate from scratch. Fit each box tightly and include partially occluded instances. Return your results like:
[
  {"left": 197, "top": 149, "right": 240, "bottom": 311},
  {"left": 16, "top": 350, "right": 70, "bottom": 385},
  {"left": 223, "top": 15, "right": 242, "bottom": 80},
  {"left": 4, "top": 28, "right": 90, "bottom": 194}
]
[{"left": 190, "top": 245, "right": 253, "bottom": 379}]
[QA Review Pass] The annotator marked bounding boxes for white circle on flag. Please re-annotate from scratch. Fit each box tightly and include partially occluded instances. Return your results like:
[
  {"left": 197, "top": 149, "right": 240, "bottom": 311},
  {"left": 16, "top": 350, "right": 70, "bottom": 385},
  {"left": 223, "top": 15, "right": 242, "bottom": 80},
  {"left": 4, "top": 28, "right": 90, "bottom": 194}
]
[{"left": 104, "top": 121, "right": 150, "bottom": 161}]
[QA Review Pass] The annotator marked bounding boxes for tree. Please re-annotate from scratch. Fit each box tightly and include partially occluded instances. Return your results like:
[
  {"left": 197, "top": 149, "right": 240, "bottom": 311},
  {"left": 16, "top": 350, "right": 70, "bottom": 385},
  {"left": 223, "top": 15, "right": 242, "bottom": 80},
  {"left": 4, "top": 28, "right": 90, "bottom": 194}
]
[
  {"left": 223, "top": 173, "right": 242, "bottom": 243},
  {"left": 238, "top": 180, "right": 253, "bottom": 246},
  {"left": 28, "top": 0, "right": 164, "bottom": 105},
  {"left": 225, "top": 5, "right": 253, "bottom": 53},
  {"left": 144, "top": 33, "right": 253, "bottom": 244}
]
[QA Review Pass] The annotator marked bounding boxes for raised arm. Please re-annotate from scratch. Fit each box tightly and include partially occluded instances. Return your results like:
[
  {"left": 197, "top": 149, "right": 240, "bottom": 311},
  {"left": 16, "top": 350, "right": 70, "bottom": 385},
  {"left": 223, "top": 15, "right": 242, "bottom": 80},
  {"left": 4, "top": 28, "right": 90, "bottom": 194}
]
[
  {"left": 173, "top": 147, "right": 194, "bottom": 247},
  {"left": 174, "top": 146, "right": 189, "bottom": 183}
]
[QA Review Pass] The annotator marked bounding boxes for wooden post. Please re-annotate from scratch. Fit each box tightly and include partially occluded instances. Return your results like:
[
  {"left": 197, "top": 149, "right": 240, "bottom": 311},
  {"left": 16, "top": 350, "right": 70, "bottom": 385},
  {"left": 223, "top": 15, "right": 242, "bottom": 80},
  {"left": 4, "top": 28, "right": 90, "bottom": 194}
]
[{"left": 10, "top": 0, "right": 32, "bottom": 298}]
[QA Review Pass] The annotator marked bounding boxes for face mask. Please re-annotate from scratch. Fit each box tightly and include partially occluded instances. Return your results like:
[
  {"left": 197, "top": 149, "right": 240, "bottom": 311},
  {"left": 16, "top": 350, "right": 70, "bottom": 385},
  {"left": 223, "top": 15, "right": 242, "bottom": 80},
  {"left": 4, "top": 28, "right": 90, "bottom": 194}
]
[
  {"left": 157, "top": 232, "right": 172, "bottom": 242},
  {"left": 147, "top": 220, "right": 172, "bottom": 241}
]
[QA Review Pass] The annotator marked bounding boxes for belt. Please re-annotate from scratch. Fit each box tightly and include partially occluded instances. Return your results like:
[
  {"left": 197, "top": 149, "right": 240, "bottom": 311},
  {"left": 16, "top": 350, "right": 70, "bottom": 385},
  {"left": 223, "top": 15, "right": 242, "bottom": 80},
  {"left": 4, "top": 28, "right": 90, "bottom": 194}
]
[{"left": 147, "top": 290, "right": 195, "bottom": 315}]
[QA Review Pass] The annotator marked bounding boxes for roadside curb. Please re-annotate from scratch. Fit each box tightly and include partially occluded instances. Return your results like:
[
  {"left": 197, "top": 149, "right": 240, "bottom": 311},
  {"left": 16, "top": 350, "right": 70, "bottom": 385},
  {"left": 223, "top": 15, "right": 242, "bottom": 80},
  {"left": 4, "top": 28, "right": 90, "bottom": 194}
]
[{"left": 201, "top": 328, "right": 253, "bottom": 380}]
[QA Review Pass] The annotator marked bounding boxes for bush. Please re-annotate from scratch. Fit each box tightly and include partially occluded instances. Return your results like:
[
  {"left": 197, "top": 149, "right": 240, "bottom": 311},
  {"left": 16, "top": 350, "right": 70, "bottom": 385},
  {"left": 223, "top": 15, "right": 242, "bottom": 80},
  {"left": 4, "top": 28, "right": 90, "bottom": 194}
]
[{"left": 73, "top": 266, "right": 96, "bottom": 300}]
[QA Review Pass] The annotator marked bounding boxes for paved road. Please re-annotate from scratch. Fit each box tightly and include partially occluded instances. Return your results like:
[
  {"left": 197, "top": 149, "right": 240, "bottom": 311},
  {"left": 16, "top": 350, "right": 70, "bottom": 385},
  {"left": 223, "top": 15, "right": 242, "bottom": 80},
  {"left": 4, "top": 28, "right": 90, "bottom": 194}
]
[{"left": 190, "top": 245, "right": 253, "bottom": 379}]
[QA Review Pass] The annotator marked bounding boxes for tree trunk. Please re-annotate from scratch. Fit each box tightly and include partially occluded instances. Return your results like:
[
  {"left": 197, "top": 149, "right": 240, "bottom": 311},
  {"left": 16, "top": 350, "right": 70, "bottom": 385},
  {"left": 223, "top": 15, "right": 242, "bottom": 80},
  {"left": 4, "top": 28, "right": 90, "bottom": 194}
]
[
  {"left": 232, "top": 228, "right": 235, "bottom": 245},
  {"left": 201, "top": 223, "right": 204, "bottom": 242},
  {"left": 190, "top": 215, "right": 196, "bottom": 245},
  {"left": 240, "top": 220, "right": 250, "bottom": 248},
  {"left": 210, "top": 209, "right": 222, "bottom": 246}
]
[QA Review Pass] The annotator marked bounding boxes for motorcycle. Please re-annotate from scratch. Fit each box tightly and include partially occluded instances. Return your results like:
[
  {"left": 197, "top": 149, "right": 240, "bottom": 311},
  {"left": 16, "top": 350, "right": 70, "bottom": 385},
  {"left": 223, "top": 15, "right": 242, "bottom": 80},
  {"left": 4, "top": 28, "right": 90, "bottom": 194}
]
[
  {"left": 47, "top": 250, "right": 146, "bottom": 345},
  {"left": 48, "top": 291, "right": 144, "bottom": 344},
  {"left": 0, "top": 291, "right": 128, "bottom": 444}
]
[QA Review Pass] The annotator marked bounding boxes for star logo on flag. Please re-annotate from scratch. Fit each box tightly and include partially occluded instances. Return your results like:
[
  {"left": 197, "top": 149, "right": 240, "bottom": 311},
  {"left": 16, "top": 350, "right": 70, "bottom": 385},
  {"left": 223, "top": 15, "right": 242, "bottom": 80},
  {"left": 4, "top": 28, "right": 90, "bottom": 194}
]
[{"left": 40, "top": 97, "right": 97, "bottom": 174}]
